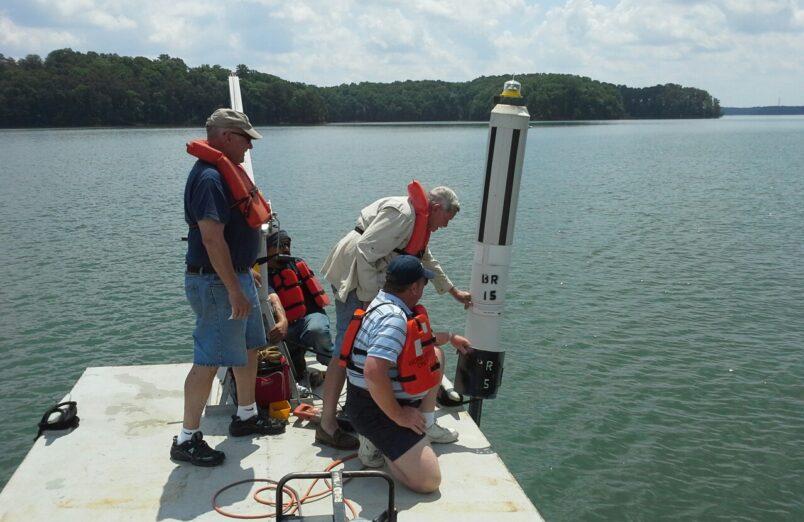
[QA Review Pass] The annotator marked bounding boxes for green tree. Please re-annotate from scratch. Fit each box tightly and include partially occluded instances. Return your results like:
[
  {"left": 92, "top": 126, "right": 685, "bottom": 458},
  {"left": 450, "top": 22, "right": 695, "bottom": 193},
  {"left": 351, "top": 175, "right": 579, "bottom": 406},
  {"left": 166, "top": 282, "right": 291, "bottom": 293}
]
[{"left": 0, "top": 49, "right": 721, "bottom": 127}]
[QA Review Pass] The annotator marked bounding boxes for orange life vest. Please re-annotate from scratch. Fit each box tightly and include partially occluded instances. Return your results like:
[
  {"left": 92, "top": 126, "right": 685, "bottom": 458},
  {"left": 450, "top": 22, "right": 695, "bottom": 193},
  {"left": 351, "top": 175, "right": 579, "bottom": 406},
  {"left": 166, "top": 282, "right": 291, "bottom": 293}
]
[
  {"left": 339, "top": 303, "right": 441, "bottom": 396},
  {"left": 397, "top": 180, "right": 431, "bottom": 258},
  {"left": 186, "top": 139, "right": 272, "bottom": 229},
  {"left": 271, "top": 260, "right": 330, "bottom": 322}
]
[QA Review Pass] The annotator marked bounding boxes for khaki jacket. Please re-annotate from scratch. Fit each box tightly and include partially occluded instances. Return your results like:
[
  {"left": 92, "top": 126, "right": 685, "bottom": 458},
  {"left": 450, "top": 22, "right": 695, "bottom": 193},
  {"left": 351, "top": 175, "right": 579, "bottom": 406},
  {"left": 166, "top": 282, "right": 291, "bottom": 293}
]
[{"left": 321, "top": 196, "right": 453, "bottom": 302}]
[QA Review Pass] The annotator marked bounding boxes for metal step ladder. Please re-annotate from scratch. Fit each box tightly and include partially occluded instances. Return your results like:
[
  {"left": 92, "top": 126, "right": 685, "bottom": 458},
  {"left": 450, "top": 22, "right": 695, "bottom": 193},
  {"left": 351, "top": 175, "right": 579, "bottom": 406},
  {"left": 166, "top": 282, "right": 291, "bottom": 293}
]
[{"left": 216, "top": 222, "right": 302, "bottom": 408}]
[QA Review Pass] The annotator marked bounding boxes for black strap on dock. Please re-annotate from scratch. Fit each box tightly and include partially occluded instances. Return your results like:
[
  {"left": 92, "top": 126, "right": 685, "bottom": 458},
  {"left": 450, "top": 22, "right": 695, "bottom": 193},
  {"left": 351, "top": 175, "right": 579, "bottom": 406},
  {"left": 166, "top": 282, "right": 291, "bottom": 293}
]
[{"left": 34, "top": 401, "right": 79, "bottom": 441}]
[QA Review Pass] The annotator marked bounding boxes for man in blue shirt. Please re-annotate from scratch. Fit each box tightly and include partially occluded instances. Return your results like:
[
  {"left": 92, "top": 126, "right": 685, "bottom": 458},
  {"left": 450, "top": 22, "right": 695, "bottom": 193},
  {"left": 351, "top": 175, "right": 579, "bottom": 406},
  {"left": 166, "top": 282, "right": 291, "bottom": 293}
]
[
  {"left": 172, "top": 108, "right": 287, "bottom": 467},
  {"left": 344, "top": 255, "right": 473, "bottom": 493}
]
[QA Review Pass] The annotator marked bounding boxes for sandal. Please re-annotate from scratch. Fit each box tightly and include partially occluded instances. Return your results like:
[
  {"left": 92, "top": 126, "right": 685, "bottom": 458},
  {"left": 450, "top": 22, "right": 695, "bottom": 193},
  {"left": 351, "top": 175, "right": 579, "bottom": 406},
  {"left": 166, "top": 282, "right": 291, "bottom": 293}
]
[
  {"left": 308, "top": 369, "right": 325, "bottom": 388},
  {"left": 436, "top": 385, "right": 466, "bottom": 408},
  {"left": 315, "top": 424, "right": 359, "bottom": 450}
]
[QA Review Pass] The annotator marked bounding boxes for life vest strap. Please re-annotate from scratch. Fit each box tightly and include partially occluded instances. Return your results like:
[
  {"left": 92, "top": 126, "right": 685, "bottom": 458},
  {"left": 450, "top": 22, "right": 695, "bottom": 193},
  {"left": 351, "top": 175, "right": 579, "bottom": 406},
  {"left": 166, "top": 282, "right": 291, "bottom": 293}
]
[
  {"left": 399, "top": 180, "right": 431, "bottom": 258},
  {"left": 353, "top": 180, "right": 429, "bottom": 258},
  {"left": 186, "top": 139, "right": 271, "bottom": 229},
  {"left": 395, "top": 361, "right": 441, "bottom": 383},
  {"left": 341, "top": 302, "right": 440, "bottom": 394},
  {"left": 338, "top": 303, "right": 395, "bottom": 369},
  {"left": 283, "top": 301, "right": 305, "bottom": 312},
  {"left": 345, "top": 358, "right": 440, "bottom": 383}
]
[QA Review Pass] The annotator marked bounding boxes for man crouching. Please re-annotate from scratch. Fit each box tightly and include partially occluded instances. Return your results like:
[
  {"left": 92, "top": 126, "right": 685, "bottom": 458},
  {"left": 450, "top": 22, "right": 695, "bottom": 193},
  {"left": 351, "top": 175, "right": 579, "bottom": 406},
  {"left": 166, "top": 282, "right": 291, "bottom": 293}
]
[{"left": 341, "top": 255, "right": 472, "bottom": 493}]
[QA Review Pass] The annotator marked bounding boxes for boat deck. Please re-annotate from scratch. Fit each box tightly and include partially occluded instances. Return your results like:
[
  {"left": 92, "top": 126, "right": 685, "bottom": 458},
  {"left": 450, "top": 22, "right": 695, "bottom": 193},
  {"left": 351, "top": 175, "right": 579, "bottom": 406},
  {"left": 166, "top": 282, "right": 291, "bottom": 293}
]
[{"left": 0, "top": 363, "right": 542, "bottom": 521}]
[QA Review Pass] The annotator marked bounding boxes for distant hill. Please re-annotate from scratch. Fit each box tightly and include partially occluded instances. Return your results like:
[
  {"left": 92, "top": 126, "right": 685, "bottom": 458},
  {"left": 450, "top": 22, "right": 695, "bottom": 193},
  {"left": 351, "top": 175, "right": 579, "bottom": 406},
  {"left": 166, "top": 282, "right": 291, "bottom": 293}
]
[
  {"left": 1, "top": 48, "right": 722, "bottom": 127},
  {"left": 721, "top": 106, "right": 804, "bottom": 116}
]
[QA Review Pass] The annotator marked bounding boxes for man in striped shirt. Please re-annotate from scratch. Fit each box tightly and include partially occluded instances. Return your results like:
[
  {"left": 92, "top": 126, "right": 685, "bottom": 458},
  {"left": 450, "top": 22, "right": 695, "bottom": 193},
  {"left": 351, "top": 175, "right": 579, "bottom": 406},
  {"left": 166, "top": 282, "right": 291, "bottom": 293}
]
[{"left": 344, "top": 255, "right": 472, "bottom": 493}]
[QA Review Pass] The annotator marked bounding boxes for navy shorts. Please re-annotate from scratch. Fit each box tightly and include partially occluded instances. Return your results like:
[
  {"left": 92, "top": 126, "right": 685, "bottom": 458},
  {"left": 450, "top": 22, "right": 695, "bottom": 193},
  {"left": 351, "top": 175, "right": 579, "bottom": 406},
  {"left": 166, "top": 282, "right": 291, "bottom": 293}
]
[{"left": 345, "top": 382, "right": 425, "bottom": 462}]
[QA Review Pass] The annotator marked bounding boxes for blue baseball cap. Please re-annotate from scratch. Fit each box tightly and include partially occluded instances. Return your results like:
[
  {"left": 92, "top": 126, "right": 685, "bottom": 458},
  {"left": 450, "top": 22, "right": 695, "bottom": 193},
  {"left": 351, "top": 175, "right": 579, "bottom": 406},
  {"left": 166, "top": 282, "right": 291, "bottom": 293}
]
[{"left": 386, "top": 255, "right": 435, "bottom": 285}]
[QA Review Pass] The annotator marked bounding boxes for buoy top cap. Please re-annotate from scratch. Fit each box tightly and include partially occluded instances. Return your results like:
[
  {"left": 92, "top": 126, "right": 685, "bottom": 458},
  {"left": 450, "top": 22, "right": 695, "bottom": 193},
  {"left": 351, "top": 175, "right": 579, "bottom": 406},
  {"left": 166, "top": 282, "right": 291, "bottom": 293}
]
[{"left": 501, "top": 79, "right": 522, "bottom": 98}]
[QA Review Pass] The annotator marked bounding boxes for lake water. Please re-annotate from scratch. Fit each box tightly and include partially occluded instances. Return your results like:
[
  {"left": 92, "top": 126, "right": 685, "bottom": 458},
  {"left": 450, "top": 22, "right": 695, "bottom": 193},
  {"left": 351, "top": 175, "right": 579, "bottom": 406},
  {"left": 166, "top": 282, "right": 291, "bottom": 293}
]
[{"left": 1, "top": 117, "right": 803, "bottom": 521}]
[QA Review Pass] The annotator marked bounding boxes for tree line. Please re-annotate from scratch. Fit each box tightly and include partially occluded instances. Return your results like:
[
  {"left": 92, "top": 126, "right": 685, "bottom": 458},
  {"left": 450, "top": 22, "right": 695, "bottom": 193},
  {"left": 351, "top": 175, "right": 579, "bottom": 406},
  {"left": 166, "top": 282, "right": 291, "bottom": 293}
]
[
  {"left": 721, "top": 106, "right": 804, "bottom": 116},
  {"left": 0, "top": 49, "right": 721, "bottom": 127}
]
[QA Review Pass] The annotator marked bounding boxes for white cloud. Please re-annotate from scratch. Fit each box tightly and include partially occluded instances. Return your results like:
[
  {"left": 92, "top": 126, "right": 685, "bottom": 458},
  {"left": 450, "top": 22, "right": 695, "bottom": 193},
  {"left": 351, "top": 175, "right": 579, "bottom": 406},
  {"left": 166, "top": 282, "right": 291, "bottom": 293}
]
[
  {"left": 0, "top": 15, "right": 81, "bottom": 52},
  {"left": 271, "top": 2, "right": 317, "bottom": 23},
  {"left": 508, "top": 0, "right": 804, "bottom": 105},
  {"left": 721, "top": 0, "right": 790, "bottom": 16},
  {"left": 33, "top": 0, "right": 136, "bottom": 29},
  {"left": 34, "top": 0, "right": 95, "bottom": 17},
  {"left": 2, "top": 0, "right": 803, "bottom": 106},
  {"left": 143, "top": 2, "right": 219, "bottom": 50},
  {"left": 85, "top": 11, "right": 136, "bottom": 30}
]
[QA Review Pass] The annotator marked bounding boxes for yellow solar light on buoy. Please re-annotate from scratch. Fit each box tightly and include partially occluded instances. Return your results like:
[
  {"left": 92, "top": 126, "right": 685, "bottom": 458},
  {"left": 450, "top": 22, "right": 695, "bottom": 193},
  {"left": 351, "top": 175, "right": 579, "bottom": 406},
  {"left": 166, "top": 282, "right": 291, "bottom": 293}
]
[{"left": 501, "top": 78, "right": 523, "bottom": 98}]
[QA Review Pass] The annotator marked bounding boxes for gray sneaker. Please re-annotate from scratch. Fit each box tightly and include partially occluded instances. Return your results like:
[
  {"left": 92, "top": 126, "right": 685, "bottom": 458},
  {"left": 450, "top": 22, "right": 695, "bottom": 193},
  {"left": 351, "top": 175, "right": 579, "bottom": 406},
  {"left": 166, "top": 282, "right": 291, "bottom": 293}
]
[
  {"left": 358, "top": 434, "right": 384, "bottom": 468},
  {"left": 426, "top": 422, "right": 458, "bottom": 444},
  {"left": 296, "top": 383, "right": 312, "bottom": 399}
]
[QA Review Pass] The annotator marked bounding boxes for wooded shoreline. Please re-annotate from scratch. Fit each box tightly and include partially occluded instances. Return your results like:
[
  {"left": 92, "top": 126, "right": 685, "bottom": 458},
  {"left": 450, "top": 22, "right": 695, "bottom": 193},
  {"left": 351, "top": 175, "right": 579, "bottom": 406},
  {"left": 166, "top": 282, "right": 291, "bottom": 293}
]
[{"left": 1, "top": 49, "right": 722, "bottom": 127}]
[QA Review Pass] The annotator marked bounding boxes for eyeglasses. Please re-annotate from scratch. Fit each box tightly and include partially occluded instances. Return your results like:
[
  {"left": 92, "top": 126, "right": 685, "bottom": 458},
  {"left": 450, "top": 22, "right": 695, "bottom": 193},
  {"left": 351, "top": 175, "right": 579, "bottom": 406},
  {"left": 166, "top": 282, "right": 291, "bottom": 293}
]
[{"left": 227, "top": 131, "right": 253, "bottom": 144}]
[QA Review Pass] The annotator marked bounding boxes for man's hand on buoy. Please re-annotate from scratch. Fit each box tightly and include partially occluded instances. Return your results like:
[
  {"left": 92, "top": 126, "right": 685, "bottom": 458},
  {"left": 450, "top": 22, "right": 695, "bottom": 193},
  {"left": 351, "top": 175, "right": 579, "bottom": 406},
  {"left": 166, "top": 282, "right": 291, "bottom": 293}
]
[
  {"left": 449, "top": 287, "right": 472, "bottom": 309},
  {"left": 449, "top": 333, "right": 473, "bottom": 355}
]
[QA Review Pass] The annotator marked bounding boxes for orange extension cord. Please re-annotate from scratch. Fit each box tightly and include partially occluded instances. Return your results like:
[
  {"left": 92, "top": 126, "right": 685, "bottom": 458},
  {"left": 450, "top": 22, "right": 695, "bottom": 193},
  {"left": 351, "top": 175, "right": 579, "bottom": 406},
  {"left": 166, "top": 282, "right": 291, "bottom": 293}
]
[{"left": 212, "top": 453, "right": 360, "bottom": 519}]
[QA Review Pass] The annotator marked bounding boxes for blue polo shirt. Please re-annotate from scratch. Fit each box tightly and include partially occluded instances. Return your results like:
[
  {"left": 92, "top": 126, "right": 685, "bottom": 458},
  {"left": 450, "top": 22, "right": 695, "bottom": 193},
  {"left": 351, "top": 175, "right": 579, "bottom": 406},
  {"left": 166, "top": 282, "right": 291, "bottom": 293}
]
[{"left": 184, "top": 160, "right": 260, "bottom": 269}]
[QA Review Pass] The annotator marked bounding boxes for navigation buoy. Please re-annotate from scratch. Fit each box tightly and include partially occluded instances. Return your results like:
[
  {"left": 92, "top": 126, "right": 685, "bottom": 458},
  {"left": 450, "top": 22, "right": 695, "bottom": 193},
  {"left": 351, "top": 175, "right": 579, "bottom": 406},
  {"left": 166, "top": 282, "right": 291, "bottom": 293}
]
[{"left": 455, "top": 79, "right": 530, "bottom": 424}]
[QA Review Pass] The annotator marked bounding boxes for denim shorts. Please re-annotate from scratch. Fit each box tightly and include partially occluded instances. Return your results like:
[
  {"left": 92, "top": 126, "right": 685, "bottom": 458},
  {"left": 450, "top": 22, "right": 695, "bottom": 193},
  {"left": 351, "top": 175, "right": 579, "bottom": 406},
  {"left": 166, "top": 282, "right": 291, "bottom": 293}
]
[
  {"left": 345, "top": 382, "right": 424, "bottom": 462},
  {"left": 185, "top": 271, "right": 266, "bottom": 367}
]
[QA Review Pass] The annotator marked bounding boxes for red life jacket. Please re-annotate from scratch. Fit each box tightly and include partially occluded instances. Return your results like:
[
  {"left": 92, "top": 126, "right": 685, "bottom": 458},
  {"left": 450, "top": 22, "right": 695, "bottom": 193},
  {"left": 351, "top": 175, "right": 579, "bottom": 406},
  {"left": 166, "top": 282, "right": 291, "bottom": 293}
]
[
  {"left": 271, "top": 260, "right": 330, "bottom": 322},
  {"left": 397, "top": 180, "right": 431, "bottom": 258},
  {"left": 186, "top": 139, "right": 272, "bottom": 229},
  {"left": 338, "top": 303, "right": 441, "bottom": 396}
]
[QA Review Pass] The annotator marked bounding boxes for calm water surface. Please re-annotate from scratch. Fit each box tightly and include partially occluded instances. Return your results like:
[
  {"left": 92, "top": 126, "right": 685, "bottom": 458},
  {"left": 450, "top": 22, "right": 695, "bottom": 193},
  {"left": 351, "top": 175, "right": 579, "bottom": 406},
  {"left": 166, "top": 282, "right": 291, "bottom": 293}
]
[{"left": 1, "top": 117, "right": 803, "bottom": 521}]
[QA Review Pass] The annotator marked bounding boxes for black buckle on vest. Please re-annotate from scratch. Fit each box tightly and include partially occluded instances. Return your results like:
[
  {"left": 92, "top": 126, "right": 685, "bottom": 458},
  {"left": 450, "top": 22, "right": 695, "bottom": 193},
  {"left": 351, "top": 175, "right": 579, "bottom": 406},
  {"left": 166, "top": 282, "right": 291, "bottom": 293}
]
[{"left": 34, "top": 401, "right": 79, "bottom": 441}]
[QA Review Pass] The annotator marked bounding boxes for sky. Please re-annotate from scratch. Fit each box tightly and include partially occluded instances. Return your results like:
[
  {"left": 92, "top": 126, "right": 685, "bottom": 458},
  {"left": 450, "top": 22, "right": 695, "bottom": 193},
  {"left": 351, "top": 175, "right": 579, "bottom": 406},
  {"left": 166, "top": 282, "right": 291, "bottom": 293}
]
[{"left": 1, "top": 0, "right": 803, "bottom": 107}]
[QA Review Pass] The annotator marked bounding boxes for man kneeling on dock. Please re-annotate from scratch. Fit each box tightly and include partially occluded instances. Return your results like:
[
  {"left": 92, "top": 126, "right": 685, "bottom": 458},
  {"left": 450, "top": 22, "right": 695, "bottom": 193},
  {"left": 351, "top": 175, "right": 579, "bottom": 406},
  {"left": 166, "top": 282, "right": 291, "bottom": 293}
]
[{"left": 341, "top": 255, "right": 472, "bottom": 493}]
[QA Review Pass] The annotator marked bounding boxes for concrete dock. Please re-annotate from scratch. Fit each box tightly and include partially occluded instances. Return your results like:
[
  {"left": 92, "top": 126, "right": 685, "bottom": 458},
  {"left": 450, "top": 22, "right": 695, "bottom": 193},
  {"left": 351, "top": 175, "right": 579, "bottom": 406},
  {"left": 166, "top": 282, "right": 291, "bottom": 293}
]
[{"left": 0, "top": 363, "right": 543, "bottom": 521}]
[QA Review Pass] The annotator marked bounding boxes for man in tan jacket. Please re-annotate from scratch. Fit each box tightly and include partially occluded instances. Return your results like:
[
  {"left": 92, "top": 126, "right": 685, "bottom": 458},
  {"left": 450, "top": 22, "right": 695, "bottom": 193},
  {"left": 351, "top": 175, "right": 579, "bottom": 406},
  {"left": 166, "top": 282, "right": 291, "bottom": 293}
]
[{"left": 316, "top": 185, "right": 471, "bottom": 449}]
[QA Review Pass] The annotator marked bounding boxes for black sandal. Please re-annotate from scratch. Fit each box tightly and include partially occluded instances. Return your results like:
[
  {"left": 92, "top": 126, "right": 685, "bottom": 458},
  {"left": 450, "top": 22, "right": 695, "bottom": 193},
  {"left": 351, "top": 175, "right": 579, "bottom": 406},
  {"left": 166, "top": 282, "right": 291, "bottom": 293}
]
[
  {"left": 315, "top": 424, "right": 359, "bottom": 450},
  {"left": 436, "top": 385, "right": 468, "bottom": 407}
]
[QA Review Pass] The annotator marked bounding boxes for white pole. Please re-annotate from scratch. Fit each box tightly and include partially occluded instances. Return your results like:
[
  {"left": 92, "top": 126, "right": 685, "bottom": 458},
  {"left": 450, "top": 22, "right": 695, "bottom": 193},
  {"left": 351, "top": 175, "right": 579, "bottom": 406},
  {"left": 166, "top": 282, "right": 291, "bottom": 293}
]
[
  {"left": 225, "top": 73, "right": 301, "bottom": 405},
  {"left": 456, "top": 80, "right": 530, "bottom": 422},
  {"left": 228, "top": 73, "right": 255, "bottom": 182}
]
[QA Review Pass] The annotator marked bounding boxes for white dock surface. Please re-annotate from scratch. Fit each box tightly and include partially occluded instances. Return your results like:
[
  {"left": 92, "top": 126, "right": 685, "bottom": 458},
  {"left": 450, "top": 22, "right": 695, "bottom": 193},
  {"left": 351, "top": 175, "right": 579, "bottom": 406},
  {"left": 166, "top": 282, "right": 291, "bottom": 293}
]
[{"left": 0, "top": 364, "right": 543, "bottom": 521}]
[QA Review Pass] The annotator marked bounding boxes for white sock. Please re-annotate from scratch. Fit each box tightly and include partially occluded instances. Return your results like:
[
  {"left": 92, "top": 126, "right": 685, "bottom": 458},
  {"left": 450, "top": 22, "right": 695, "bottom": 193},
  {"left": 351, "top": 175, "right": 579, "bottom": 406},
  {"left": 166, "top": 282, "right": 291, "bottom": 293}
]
[
  {"left": 178, "top": 427, "right": 199, "bottom": 445},
  {"left": 424, "top": 411, "right": 435, "bottom": 428},
  {"left": 237, "top": 403, "right": 258, "bottom": 420}
]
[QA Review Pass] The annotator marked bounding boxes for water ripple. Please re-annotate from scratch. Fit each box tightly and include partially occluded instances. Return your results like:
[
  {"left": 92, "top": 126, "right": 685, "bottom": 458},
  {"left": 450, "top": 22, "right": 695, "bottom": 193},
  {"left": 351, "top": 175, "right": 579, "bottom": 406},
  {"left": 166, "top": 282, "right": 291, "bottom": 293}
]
[{"left": 2, "top": 122, "right": 804, "bottom": 521}]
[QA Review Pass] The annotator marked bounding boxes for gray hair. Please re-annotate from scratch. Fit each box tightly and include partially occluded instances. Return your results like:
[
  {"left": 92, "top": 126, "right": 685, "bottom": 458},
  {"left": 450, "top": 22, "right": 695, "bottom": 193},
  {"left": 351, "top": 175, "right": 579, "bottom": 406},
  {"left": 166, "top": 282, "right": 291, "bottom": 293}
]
[
  {"left": 206, "top": 125, "right": 227, "bottom": 140},
  {"left": 429, "top": 186, "right": 460, "bottom": 213}
]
